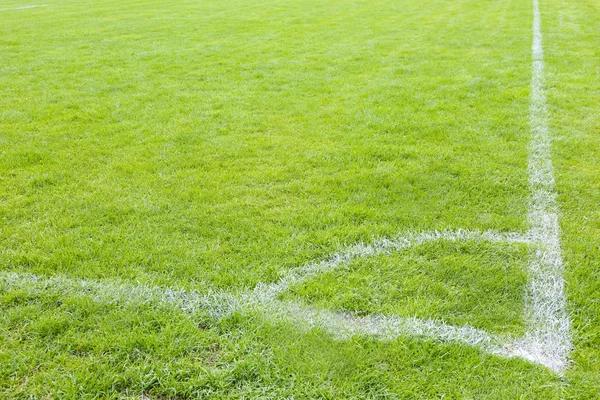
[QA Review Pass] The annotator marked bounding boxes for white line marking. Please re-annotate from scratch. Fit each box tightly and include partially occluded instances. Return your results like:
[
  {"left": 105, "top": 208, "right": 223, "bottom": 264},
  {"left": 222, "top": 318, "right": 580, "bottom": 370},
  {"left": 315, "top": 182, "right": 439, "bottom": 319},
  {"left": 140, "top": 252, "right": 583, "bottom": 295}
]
[
  {"left": 0, "top": 0, "right": 570, "bottom": 374},
  {"left": 509, "top": 0, "right": 571, "bottom": 372},
  {"left": 244, "top": 0, "right": 571, "bottom": 372},
  {"left": 0, "top": 229, "right": 534, "bottom": 364},
  {"left": 249, "top": 229, "right": 531, "bottom": 304},
  {"left": 261, "top": 299, "right": 510, "bottom": 354},
  {"left": 0, "top": 229, "right": 528, "bottom": 320},
  {"left": 0, "top": 4, "right": 47, "bottom": 11},
  {"left": 0, "top": 272, "right": 241, "bottom": 319}
]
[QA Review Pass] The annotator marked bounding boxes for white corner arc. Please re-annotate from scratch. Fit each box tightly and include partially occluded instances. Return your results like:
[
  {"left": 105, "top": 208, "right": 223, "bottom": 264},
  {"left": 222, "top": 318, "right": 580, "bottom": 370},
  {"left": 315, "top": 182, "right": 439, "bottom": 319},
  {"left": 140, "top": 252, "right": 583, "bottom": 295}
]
[{"left": 0, "top": 0, "right": 571, "bottom": 373}]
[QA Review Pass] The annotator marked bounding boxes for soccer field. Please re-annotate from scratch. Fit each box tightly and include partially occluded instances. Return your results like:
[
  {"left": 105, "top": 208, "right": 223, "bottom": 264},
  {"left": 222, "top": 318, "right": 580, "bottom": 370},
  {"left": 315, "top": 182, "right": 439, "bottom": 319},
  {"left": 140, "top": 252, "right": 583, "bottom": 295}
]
[{"left": 1, "top": 0, "right": 598, "bottom": 398}]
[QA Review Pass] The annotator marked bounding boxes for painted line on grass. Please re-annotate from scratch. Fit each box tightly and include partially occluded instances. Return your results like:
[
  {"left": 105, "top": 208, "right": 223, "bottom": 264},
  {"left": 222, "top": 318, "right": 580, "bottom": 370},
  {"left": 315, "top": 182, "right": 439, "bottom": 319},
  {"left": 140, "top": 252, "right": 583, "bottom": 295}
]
[
  {"left": 248, "top": 229, "right": 532, "bottom": 304},
  {"left": 261, "top": 299, "right": 510, "bottom": 356},
  {"left": 0, "top": 233, "right": 564, "bottom": 370},
  {"left": 266, "top": 0, "right": 571, "bottom": 372},
  {"left": 0, "top": 229, "right": 528, "bottom": 321},
  {"left": 508, "top": 0, "right": 571, "bottom": 372},
  {"left": 0, "top": 229, "right": 531, "bottom": 360},
  {"left": 0, "top": 271, "right": 241, "bottom": 319},
  {"left": 0, "top": 0, "right": 570, "bottom": 375},
  {"left": 243, "top": 0, "right": 573, "bottom": 371},
  {"left": 0, "top": 4, "right": 47, "bottom": 11},
  {"left": 0, "top": 271, "right": 515, "bottom": 360}
]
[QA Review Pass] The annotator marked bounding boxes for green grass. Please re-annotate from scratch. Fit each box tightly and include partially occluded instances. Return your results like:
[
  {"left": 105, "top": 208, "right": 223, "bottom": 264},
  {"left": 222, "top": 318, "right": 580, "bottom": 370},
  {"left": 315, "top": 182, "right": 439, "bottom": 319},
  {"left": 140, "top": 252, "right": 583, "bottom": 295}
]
[
  {"left": 545, "top": 0, "right": 600, "bottom": 397},
  {"left": 0, "top": 0, "right": 531, "bottom": 291},
  {"left": 283, "top": 240, "right": 529, "bottom": 336},
  {"left": 0, "top": 0, "right": 598, "bottom": 397}
]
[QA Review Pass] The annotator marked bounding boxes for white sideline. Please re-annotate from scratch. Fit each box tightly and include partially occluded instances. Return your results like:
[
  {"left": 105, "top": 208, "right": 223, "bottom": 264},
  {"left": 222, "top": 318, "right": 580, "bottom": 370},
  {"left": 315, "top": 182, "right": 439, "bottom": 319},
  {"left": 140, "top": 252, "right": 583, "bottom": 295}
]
[
  {"left": 0, "top": 0, "right": 570, "bottom": 374},
  {"left": 509, "top": 0, "right": 571, "bottom": 372},
  {"left": 0, "top": 4, "right": 47, "bottom": 11},
  {"left": 247, "top": 0, "right": 571, "bottom": 372}
]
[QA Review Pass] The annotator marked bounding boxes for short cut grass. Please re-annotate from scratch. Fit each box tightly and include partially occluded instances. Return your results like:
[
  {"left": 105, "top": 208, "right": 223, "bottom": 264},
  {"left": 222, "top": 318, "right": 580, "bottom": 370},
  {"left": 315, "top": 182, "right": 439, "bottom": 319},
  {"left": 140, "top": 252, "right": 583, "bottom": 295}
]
[
  {"left": 0, "top": 0, "right": 598, "bottom": 398},
  {"left": 283, "top": 240, "right": 529, "bottom": 336}
]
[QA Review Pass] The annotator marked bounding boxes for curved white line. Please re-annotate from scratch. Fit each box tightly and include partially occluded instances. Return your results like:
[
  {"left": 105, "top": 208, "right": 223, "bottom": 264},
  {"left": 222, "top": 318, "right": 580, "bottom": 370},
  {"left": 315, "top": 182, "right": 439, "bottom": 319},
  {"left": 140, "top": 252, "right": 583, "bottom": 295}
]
[
  {"left": 0, "top": 0, "right": 571, "bottom": 374},
  {"left": 249, "top": 229, "right": 531, "bottom": 304}
]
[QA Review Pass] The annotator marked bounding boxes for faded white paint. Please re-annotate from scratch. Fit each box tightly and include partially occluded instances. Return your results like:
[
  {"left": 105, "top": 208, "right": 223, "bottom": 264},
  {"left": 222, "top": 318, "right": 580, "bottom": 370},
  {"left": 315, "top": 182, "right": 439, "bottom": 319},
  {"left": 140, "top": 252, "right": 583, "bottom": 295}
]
[
  {"left": 0, "top": 4, "right": 47, "bottom": 11},
  {"left": 509, "top": 0, "right": 571, "bottom": 372},
  {"left": 248, "top": 229, "right": 531, "bottom": 304},
  {"left": 0, "top": 0, "right": 570, "bottom": 373}
]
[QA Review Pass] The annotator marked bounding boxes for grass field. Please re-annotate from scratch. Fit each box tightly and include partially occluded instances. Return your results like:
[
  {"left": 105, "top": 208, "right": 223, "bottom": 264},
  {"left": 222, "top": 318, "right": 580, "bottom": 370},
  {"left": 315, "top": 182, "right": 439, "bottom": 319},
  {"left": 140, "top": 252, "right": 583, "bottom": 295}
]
[{"left": 0, "top": 0, "right": 598, "bottom": 398}]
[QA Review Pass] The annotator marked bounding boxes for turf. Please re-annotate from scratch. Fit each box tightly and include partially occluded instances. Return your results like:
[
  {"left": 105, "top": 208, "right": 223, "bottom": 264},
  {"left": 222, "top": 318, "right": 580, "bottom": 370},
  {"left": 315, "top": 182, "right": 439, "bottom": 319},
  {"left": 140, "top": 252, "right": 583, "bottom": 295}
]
[
  {"left": 0, "top": 0, "right": 531, "bottom": 291},
  {"left": 544, "top": 0, "right": 600, "bottom": 397},
  {"left": 0, "top": 0, "right": 598, "bottom": 398},
  {"left": 283, "top": 240, "right": 529, "bottom": 336}
]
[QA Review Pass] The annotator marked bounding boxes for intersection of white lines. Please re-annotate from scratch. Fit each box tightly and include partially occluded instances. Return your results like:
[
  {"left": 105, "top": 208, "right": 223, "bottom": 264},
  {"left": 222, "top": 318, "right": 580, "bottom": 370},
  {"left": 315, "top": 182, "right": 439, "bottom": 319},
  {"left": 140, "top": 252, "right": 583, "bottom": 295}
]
[{"left": 0, "top": 0, "right": 570, "bottom": 373}]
